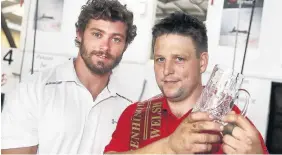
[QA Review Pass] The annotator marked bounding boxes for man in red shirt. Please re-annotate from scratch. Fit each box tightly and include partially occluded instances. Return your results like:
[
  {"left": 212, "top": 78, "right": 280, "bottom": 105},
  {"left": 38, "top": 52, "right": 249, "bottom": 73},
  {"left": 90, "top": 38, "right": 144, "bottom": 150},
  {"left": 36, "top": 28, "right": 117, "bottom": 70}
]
[{"left": 104, "top": 12, "right": 268, "bottom": 154}]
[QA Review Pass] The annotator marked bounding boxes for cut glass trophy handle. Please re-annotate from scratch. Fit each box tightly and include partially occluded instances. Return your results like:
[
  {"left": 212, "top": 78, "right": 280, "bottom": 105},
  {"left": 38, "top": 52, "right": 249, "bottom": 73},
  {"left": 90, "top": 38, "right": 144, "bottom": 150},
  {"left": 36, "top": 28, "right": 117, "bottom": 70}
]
[{"left": 233, "top": 88, "right": 250, "bottom": 117}]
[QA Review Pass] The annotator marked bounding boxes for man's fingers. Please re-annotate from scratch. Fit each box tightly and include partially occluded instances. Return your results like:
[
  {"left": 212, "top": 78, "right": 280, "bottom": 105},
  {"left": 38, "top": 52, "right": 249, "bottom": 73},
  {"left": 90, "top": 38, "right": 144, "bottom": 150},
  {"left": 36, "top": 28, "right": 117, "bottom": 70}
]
[
  {"left": 223, "top": 134, "right": 254, "bottom": 154},
  {"left": 227, "top": 111, "right": 236, "bottom": 115},
  {"left": 222, "top": 113, "right": 254, "bottom": 132},
  {"left": 222, "top": 134, "right": 241, "bottom": 150},
  {"left": 185, "top": 111, "right": 214, "bottom": 123},
  {"left": 192, "top": 133, "right": 221, "bottom": 144},
  {"left": 232, "top": 125, "right": 250, "bottom": 142},
  {"left": 191, "top": 143, "right": 212, "bottom": 153},
  {"left": 190, "top": 121, "right": 223, "bottom": 132},
  {"left": 222, "top": 143, "right": 236, "bottom": 154}
]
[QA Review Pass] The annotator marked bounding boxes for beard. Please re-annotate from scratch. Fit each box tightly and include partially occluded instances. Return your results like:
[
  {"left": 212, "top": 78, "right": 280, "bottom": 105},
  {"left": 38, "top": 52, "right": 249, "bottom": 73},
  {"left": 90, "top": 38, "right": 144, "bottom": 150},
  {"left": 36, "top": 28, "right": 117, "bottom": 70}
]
[
  {"left": 79, "top": 40, "right": 123, "bottom": 75},
  {"left": 159, "top": 85, "right": 184, "bottom": 102},
  {"left": 157, "top": 81, "right": 196, "bottom": 102}
]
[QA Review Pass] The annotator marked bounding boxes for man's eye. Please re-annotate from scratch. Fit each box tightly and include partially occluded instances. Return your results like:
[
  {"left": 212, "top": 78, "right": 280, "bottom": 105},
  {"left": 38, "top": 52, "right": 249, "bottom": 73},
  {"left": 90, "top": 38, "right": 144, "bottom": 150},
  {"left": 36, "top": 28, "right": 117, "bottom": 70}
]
[
  {"left": 155, "top": 58, "right": 165, "bottom": 62},
  {"left": 113, "top": 38, "right": 121, "bottom": 43},
  {"left": 93, "top": 32, "right": 102, "bottom": 38},
  {"left": 176, "top": 57, "right": 185, "bottom": 62}
]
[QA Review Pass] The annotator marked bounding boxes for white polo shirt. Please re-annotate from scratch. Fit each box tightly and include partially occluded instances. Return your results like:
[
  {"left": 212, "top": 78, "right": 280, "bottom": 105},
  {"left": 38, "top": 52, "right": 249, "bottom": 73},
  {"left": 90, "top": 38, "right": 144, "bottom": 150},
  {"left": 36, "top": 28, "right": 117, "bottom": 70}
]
[{"left": 1, "top": 60, "right": 133, "bottom": 154}]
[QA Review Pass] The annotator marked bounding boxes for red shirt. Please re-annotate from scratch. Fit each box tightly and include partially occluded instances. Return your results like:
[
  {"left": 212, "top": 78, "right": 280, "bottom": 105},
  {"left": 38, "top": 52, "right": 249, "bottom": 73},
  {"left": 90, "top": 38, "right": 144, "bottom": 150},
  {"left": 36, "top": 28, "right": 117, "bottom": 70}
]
[{"left": 104, "top": 96, "right": 268, "bottom": 154}]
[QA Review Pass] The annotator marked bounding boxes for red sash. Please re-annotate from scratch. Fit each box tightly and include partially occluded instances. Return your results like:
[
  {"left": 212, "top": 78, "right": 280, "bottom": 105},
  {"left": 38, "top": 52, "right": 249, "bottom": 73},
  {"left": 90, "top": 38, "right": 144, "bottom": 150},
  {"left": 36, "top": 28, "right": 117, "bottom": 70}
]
[{"left": 129, "top": 95, "right": 163, "bottom": 150}]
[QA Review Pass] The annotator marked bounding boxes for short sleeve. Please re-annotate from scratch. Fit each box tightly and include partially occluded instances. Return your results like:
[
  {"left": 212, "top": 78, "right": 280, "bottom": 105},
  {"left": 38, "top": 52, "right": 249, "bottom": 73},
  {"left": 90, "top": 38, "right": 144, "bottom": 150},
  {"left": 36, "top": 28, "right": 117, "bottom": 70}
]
[
  {"left": 1, "top": 82, "right": 39, "bottom": 149},
  {"left": 104, "top": 103, "right": 137, "bottom": 153}
]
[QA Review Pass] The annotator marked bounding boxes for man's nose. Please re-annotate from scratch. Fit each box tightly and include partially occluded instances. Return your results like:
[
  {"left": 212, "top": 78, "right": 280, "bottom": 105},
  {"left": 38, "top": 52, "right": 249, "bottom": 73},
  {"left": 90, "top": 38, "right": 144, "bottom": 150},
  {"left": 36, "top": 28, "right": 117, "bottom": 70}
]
[
  {"left": 163, "top": 60, "right": 174, "bottom": 76},
  {"left": 99, "top": 38, "right": 110, "bottom": 51}
]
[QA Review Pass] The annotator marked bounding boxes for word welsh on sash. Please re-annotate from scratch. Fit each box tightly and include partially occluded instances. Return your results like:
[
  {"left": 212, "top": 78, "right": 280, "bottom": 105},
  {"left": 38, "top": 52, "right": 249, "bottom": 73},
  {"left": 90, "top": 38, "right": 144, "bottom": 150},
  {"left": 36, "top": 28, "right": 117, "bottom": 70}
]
[{"left": 130, "top": 95, "right": 163, "bottom": 150}]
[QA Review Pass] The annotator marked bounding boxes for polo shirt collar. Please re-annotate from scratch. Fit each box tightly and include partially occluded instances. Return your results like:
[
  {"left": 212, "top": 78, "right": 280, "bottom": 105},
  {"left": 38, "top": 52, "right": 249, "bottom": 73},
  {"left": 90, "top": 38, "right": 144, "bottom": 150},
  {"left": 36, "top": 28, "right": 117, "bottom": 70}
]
[
  {"left": 105, "top": 76, "right": 117, "bottom": 97},
  {"left": 161, "top": 97, "right": 170, "bottom": 112},
  {"left": 161, "top": 96, "right": 193, "bottom": 119},
  {"left": 52, "top": 59, "right": 79, "bottom": 83}
]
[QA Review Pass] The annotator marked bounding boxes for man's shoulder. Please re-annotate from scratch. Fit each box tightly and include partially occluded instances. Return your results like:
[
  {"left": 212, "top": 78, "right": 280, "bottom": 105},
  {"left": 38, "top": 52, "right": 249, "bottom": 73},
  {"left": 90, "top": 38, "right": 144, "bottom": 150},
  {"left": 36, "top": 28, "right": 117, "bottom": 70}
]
[
  {"left": 21, "top": 61, "right": 72, "bottom": 85},
  {"left": 141, "top": 94, "right": 165, "bottom": 103},
  {"left": 120, "top": 94, "right": 165, "bottom": 117}
]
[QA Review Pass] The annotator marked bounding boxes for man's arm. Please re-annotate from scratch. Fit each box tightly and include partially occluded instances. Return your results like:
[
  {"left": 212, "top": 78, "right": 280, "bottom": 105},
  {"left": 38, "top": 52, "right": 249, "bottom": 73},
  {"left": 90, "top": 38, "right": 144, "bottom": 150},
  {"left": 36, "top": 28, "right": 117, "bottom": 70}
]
[
  {"left": 105, "top": 112, "right": 223, "bottom": 154},
  {"left": 1, "top": 145, "right": 38, "bottom": 154},
  {"left": 106, "top": 138, "right": 171, "bottom": 154}
]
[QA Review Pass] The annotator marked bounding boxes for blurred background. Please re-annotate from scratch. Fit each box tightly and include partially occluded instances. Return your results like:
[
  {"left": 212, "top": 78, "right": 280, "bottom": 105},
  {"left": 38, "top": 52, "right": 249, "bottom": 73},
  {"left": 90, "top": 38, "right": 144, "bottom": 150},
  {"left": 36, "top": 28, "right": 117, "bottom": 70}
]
[{"left": 1, "top": 0, "right": 282, "bottom": 153}]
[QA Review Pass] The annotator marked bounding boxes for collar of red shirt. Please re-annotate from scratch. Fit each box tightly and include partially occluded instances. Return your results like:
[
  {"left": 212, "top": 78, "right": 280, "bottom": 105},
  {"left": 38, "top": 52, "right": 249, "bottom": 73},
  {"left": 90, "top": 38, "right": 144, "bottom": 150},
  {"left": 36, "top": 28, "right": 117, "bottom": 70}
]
[{"left": 160, "top": 96, "right": 193, "bottom": 120}]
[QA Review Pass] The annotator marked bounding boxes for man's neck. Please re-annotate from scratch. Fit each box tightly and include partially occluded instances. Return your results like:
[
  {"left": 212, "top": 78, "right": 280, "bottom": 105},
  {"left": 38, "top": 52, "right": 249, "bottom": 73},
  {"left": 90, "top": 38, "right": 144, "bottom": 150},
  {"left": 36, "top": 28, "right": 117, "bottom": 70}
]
[
  {"left": 74, "top": 57, "right": 110, "bottom": 100},
  {"left": 167, "top": 84, "right": 203, "bottom": 118}
]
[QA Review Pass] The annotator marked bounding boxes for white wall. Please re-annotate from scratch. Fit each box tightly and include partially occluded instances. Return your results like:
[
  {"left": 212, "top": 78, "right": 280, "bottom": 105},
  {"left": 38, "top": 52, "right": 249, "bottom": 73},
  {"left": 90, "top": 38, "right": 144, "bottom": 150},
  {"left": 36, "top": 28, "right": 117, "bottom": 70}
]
[
  {"left": 242, "top": 0, "right": 282, "bottom": 80},
  {"left": 118, "top": 0, "right": 157, "bottom": 63},
  {"left": 206, "top": 0, "right": 282, "bottom": 81},
  {"left": 20, "top": 0, "right": 86, "bottom": 77}
]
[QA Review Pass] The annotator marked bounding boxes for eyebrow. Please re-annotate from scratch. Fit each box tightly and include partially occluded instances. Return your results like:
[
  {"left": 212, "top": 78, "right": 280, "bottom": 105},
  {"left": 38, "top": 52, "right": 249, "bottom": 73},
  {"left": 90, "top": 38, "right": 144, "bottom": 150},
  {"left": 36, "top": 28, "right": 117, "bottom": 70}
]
[
  {"left": 89, "top": 27, "right": 104, "bottom": 33},
  {"left": 89, "top": 27, "right": 125, "bottom": 39},
  {"left": 153, "top": 54, "right": 163, "bottom": 58},
  {"left": 153, "top": 53, "right": 191, "bottom": 58},
  {"left": 172, "top": 53, "right": 190, "bottom": 57}
]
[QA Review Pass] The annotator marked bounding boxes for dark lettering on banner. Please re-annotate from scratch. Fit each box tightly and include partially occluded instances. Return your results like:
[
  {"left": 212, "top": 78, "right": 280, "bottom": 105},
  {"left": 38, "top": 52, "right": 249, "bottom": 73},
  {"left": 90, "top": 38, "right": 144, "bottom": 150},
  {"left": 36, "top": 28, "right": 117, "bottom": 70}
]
[
  {"left": 150, "top": 102, "right": 161, "bottom": 139},
  {"left": 130, "top": 102, "right": 145, "bottom": 149},
  {"left": 130, "top": 99, "right": 163, "bottom": 150}
]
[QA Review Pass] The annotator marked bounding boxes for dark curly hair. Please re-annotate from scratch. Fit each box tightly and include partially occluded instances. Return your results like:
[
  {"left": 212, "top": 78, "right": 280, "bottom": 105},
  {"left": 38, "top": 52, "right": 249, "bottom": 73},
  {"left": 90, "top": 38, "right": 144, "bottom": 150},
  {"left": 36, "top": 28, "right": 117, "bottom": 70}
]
[
  {"left": 75, "top": 0, "right": 137, "bottom": 47},
  {"left": 152, "top": 12, "right": 208, "bottom": 58}
]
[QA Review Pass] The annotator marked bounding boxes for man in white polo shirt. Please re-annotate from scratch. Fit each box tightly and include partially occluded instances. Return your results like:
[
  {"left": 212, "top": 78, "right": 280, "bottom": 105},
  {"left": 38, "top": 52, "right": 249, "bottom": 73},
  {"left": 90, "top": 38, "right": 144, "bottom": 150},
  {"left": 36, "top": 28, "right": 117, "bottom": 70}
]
[{"left": 1, "top": 0, "right": 137, "bottom": 154}]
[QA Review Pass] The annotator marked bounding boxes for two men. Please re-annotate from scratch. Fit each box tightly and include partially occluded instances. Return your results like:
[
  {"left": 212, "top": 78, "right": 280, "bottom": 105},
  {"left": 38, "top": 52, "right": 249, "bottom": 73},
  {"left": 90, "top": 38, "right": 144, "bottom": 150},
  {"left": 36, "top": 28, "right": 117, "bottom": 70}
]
[
  {"left": 2, "top": 0, "right": 136, "bottom": 154},
  {"left": 105, "top": 12, "right": 268, "bottom": 154}
]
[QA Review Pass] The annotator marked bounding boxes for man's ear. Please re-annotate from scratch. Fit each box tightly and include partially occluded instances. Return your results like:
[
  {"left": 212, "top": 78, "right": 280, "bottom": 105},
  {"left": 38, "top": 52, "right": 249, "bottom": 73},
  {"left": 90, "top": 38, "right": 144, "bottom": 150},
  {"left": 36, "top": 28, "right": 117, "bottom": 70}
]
[
  {"left": 76, "top": 30, "right": 82, "bottom": 43},
  {"left": 199, "top": 52, "right": 209, "bottom": 74}
]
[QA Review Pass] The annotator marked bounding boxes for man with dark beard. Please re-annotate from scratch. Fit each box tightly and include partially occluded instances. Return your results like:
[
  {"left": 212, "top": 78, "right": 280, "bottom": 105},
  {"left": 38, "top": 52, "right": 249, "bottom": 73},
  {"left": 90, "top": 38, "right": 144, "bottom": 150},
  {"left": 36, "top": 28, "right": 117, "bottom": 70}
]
[{"left": 1, "top": 0, "right": 136, "bottom": 154}]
